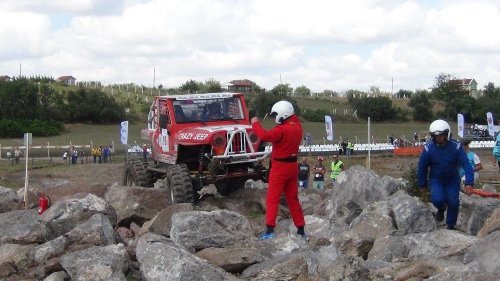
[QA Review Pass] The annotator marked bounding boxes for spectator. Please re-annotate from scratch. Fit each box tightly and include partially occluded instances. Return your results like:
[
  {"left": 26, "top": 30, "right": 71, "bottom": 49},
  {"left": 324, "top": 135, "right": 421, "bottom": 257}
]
[
  {"left": 458, "top": 138, "right": 482, "bottom": 184},
  {"left": 298, "top": 156, "right": 310, "bottom": 190},
  {"left": 98, "top": 146, "right": 103, "bottom": 163},
  {"left": 389, "top": 135, "right": 394, "bottom": 145},
  {"left": 312, "top": 156, "right": 326, "bottom": 190},
  {"left": 91, "top": 147, "right": 98, "bottom": 163},
  {"left": 103, "top": 146, "right": 110, "bottom": 163},
  {"left": 417, "top": 120, "right": 474, "bottom": 230},
  {"left": 79, "top": 149, "right": 84, "bottom": 164},
  {"left": 63, "top": 151, "right": 68, "bottom": 162},
  {"left": 14, "top": 147, "right": 23, "bottom": 164},
  {"left": 329, "top": 154, "right": 344, "bottom": 185},
  {"left": 71, "top": 149, "right": 78, "bottom": 164},
  {"left": 143, "top": 144, "right": 148, "bottom": 161},
  {"left": 250, "top": 100, "right": 307, "bottom": 241},
  {"left": 493, "top": 132, "right": 500, "bottom": 172}
]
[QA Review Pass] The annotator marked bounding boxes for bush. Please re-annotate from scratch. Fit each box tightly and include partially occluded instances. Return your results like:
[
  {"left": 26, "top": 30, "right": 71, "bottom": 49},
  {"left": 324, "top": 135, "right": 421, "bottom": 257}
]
[
  {"left": 399, "top": 162, "right": 429, "bottom": 203},
  {"left": 0, "top": 119, "right": 63, "bottom": 138}
]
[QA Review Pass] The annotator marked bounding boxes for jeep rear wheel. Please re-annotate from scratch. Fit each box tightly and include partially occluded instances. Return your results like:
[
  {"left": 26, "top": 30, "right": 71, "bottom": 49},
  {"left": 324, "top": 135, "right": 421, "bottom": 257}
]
[
  {"left": 123, "top": 158, "right": 154, "bottom": 187},
  {"left": 167, "top": 164, "right": 194, "bottom": 203}
]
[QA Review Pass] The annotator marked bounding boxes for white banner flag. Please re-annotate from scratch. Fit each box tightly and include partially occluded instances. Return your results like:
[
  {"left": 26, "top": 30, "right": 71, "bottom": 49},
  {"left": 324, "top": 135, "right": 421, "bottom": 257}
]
[
  {"left": 486, "top": 112, "right": 495, "bottom": 137},
  {"left": 325, "top": 115, "right": 334, "bottom": 141},
  {"left": 457, "top": 113, "right": 464, "bottom": 138},
  {"left": 120, "top": 121, "right": 129, "bottom": 145}
]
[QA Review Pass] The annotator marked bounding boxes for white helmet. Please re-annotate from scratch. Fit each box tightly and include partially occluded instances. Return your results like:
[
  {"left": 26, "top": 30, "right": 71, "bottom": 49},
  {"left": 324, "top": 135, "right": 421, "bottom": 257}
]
[
  {"left": 429, "top": 119, "right": 451, "bottom": 140},
  {"left": 270, "top": 100, "right": 294, "bottom": 124}
]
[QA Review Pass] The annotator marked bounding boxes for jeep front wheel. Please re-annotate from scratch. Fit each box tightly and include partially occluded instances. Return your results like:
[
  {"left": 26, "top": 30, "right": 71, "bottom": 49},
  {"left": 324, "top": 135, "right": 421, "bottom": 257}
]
[
  {"left": 166, "top": 164, "right": 194, "bottom": 203},
  {"left": 123, "top": 158, "right": 154, "bottom": 187}
]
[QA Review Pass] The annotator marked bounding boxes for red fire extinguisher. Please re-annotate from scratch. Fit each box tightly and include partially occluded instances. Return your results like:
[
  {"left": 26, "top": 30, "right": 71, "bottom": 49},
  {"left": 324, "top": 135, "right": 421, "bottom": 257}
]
[{"left": 38, "top": 193, "right": 51, "bottom": 215}]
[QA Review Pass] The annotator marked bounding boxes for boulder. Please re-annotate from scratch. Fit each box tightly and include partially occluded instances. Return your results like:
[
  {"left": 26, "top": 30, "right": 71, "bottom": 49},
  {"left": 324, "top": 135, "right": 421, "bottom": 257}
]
[
  {"left": 170, "top": 209, "right": 255, "bottom": 252},
  {"left": 104, "top": 184, "right": 169, "bottom": 226},
  {"left": 41, "top": 193, "right": 117, "bottom": 237},
  {"left": 43, "top": 271, "right": 69, "bottom": 281},
  {"left": 195, "top": 247, "right": 265, "bottom": 273},
  {"left": 405, "top": 229, "right": 479, "bottom": 262},
  {"left": 60, "top": 244, "right": 129, "bottom": 281},
  {"left": 464, "top": 230, "right": 500, "bottom": 275},
  {"left": 331, "top": 165, "right": 400, "bottom": 224},
  {"left": 251, "top": 256, "right": 309, "bottom": 281},
  {"left": 368, "top": 235, "right": 409, "bottom": 262},
  {"left": 389, "top": 191, "right": 436, "bottom": 234},
  {"left": 476, "top": 207, "right": 500, "bottom": 238},
  {"left": 457, "top": 194, "right": 500, "bottom": 235},
  {"left": 0, "top": 186, "right": 18, "bottom": 213},
  {"left": 64, "top": 213, "right": 116, "bottom": 249},
  {"left": 136, "top": 233, "right": 240, "bottom": 281},
  {"left": 333, "top": 201, "right": 394, "bottom": 258},
  {"left": 0, "top": 209, "right": 52, "bottom": 245},
  {"left": 34, "top": 236, "right": 68, "bottom": 264},
  {"left": 139, "top": 203, "right": 194, "bottom": 237},
  {"left": 0, "top": 244, "right": 36, "bottom": 272},
  {"left": 320, "top": 255, "right": 370, "bottom": 281}
]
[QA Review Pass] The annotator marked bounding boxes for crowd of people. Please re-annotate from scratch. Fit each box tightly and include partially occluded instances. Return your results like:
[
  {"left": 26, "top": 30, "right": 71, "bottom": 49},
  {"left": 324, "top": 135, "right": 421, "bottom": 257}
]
[{"left": 61, "top": 145, "right": 114, "bottom": 164}]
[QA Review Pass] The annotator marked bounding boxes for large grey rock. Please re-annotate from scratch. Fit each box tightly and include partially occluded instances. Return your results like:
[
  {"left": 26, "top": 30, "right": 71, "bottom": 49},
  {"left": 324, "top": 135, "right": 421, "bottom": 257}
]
[
  {"left": 136, "top": 233, "right": 240, "bottom": 281},
  {"left": 64, "top": 213, "right": 116, "bottom": 248},
  {"left": 477, "top": 207, "right": 500, "bottom": 238},
  {"left": 464, "top": 231, "right": 500, "bottom": 275},
  {"left": 104, "top": 184, "right": 169, "bottom": 226},
  {"left": 170, "top": 209, "right": 255, "bottom": 252},
  {"left": 60, "top": 244, "right": 129, "bottom": 281},
  {"left": 368, "top": 235, "right": 409, "bottom": 262},
  {"left": 251, "top": 256, "right": 309, "bottom": 281},
  {"left": 333, "top": 201, "right": 394, "bottom": 258},
  {"left": 0, "top": 244, "right": 36, "bottom": 272},
  {"left": 34, "top": 236, "right": 68, "bottom": 264},
  {"left": 43, "top": 271, "right": 69, "bottom": 281},
  {"left": 0, "top": 209, "right": 52, "bottom": 245},
  {"left": 321, "top": 255, "right": 370, "bottom": 281},
  {"left": 389, "top": 191, "right": 436, "bottom": 234},
  {"left": 41, "top": 193, "right": 117, "bottom": 237},
  {"left": 139, "top": 203, "right": 194, "bottom": 237},
  {"left": 406, "top": 229, "right": 479, "bottom": 261},
  {"left": 0, "top": 186, "right": 18, "bottom": 213},
  {"left": 293, "top": 215, "right": 331, "bottom": 239},
  {"left": 331, "top": 165, "right": 400, "bottom": 224},
  {"left": 457, "top": 194, "right": 500, "bottom": 235},
  {"left": 196, "top": 247, "right": 265, "bottom": 273}
]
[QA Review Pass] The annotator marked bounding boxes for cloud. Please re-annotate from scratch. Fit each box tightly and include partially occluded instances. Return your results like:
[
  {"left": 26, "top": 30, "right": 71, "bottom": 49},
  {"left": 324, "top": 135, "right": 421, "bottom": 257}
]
[{"left": 0, "top": 0, "right": 500, "bottom": 92}]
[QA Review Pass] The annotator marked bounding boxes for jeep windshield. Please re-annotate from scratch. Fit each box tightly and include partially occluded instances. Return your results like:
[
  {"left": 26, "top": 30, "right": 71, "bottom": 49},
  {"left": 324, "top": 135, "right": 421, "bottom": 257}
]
[{"left": 173, "top": 97, "right": 245, "bottom": 123}]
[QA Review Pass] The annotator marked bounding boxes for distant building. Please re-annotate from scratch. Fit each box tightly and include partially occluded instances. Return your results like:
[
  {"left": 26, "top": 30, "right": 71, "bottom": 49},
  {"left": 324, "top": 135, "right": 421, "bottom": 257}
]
[
  {"left": 449, "top": 78, "right": 478, "bottom": 98},
  {"left": 0, "top": 75, "right": 12, "bottom": 81},
  {"left": 56, "top": 75, "right": 77, "bottom": 86},
  {"left": 222, "top": 80, "right": 254, "bottom": 93}
]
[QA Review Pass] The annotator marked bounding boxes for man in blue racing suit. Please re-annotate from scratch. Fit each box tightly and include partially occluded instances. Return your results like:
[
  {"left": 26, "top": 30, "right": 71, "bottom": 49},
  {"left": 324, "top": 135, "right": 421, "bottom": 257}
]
[{"left": 417, "top": 119, "right": 474, "bottom": 230}]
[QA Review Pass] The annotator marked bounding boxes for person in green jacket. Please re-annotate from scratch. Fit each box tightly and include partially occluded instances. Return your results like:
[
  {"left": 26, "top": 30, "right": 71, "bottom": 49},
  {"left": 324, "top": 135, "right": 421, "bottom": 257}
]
[{"left": 330, "top": 154, "right": 344, "bottom": 184}]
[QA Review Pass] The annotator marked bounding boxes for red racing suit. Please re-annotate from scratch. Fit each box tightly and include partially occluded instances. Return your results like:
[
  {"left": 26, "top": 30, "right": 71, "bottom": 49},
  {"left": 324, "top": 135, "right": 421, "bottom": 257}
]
[{"left": 252, "top": 115, "right": 305, "bottom": 228}]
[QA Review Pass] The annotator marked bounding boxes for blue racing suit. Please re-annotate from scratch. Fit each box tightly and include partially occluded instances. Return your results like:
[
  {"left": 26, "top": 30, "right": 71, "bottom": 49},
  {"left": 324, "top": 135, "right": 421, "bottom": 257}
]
[{"left": 417, "top": 139, "right": 474, "bottom": 227}]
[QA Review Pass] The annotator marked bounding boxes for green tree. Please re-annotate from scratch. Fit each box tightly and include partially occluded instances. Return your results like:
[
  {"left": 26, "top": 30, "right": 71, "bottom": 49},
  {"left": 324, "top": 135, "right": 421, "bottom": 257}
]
[
  {"left": 270, "top": 83, "right": 293, "bottom": 96},
  {"left": 349, "top": 96, "right": 398, "bottom": 121},
  {"left": 180, "top": 79, "right": 202, "bottom": 93},
  {"left": 408, "top": 91, "right": 434, "bottom": 121},
  {"left": 395, "top": 89, "right": 413, "bottom": 99},
  {"left": 472, "top": 82, "right": 500, "bottom": 123},
  {"left": 294, "top": 85, "right": 311, "bottom": 97},
  {"left": 202, "top": 78, "right": 222, "bottom": 93}
]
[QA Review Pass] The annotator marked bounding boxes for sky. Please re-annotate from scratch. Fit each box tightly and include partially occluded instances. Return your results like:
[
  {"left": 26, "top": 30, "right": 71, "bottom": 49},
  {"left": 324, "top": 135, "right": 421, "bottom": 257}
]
[{"left": 1, "top": 0, "right": 500, "bottom": 94}]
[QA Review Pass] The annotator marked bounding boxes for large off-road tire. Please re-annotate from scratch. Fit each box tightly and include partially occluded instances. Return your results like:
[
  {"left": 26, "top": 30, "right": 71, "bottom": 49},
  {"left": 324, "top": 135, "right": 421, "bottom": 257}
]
[
  {"left": 122, "top": 158, "right": 154, "bottom": 187},
  {"left": 166, "top": 164, "right": 194, "bottom": 203}
]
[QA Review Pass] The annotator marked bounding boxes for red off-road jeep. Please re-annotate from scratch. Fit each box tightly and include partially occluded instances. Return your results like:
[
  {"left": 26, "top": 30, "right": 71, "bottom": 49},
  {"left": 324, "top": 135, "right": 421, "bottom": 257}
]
[{"left": 123, "top": 92, "right": 270, "bottom": 203}]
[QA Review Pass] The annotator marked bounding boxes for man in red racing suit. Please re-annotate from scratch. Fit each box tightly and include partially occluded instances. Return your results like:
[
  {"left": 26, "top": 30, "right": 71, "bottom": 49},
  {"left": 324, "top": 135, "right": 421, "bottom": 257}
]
[{"left": 251, "top": 100, "right": 307, "bottom": 240}]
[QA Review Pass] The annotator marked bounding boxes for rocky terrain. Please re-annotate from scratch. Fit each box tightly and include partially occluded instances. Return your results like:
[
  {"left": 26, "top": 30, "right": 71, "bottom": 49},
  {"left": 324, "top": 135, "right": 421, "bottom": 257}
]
[{"left": 0, "top": 153, "right": 499, "bottom": 280}]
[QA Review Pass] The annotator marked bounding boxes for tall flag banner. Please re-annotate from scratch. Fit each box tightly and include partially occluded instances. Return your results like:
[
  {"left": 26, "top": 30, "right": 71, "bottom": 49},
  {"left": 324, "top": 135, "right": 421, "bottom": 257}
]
[
  {"left": 486, "top": 112, "right": 495, "bottom": 137},
  {"left": 120, "top": 121, "right": 129, "bottom": 145},
  {"left": 325, "top": 115, "right": 334, "bottom": 141},
  {"left": 457, "top": 113, "right": 464, "bottom": 138}
]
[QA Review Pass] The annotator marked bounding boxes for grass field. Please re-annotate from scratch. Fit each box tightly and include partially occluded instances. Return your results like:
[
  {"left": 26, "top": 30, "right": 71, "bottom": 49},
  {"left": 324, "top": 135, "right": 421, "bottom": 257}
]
[{"left": 0, "top": 119, "right": 439, "bottom": 157}]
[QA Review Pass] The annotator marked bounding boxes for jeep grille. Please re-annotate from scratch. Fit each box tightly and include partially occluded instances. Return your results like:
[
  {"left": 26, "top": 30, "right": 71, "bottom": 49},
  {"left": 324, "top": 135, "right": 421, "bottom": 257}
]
[{"left": 227, "top": 131, "right": 247, "bottom": 154}]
